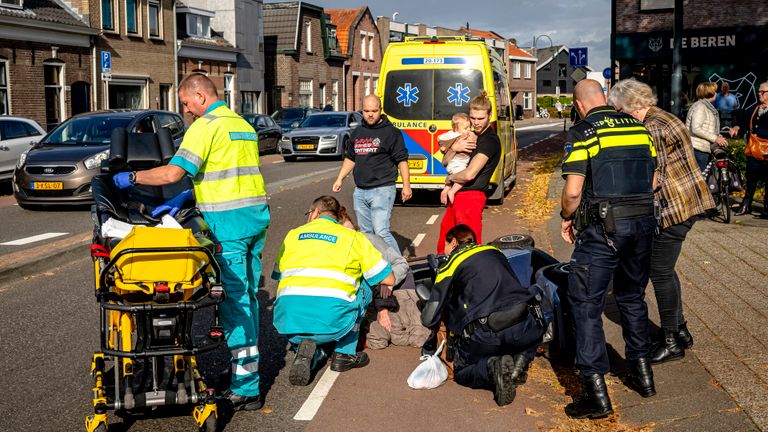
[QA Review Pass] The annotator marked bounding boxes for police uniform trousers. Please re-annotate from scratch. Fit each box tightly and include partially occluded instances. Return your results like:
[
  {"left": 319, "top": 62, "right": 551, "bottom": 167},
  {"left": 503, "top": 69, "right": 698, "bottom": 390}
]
[
  {"left": 453, "top": 314, "right": 544, "bottom": 390},
  {"left": 567, "top": 215, "right": 656, "bottom": 376},
  {"left": 215, "top": 229, "right": 267, "bottom": 397}
]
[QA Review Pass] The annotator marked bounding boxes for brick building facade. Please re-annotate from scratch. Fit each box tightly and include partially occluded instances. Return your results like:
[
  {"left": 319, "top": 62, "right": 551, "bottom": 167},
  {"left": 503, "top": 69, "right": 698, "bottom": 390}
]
[
  {"left": 612, "top": 0, "right": 768, "bottom": 112},
  {"left": 264, "top": 1, "right": 345, "bottom": 114},
  {"left": 0, "top": 1, "right": 97, "bottom": 130},
  {"left": 70, "top": 0, "right": 177, "bottom": 112},
  {"left": 327, "top": 7, "right": 381, "bottom": 111},
  {"left": 507, "top": 42, "right": 537, "bottom": 119}
]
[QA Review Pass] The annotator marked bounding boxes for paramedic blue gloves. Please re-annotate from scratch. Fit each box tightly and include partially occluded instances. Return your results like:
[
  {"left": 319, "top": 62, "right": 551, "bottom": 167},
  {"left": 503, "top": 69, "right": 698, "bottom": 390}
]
[
  {"left": 152, "top": 189, "right": 194, "bottom": 217},
  {"left": 113, "top": 171, "right": 136, "bottom": 189}
]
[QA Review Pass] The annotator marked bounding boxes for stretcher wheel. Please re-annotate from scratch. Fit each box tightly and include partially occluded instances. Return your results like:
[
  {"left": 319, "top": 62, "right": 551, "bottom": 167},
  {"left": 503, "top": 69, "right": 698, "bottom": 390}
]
[
  {"left": 490, "top": 234, "right": 535, "bottom": 249},
  {"left": 199, "top": 415, "right": 217, "bottom": 432},
  {"left": 94, "top": 424, "right": 108, "bottom": 432}
]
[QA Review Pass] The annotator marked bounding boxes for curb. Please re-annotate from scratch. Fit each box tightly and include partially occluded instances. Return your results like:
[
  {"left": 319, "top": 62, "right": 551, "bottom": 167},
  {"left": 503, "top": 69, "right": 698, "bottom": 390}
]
[{"left": 0, "top": 232, "right": 91, "bottom": 284}]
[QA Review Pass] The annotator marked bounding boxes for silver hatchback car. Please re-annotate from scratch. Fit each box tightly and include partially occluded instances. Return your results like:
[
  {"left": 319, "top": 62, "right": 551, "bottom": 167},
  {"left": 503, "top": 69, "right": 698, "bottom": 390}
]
[{"left": 279, "top": 111, "right": 362, "bottom": 161}]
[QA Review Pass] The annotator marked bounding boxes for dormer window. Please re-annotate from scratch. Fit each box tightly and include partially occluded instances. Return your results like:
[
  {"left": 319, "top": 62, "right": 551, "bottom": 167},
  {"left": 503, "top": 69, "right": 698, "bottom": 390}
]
[{"left": 187, "top": 14, "right": 210, "bottom": 38}]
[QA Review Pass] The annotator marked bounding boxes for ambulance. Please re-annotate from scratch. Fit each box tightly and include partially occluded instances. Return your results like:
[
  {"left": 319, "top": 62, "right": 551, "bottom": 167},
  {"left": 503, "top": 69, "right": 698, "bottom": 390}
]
[{"left": 377, "top": 36, "right": 517, "bottom": 203}]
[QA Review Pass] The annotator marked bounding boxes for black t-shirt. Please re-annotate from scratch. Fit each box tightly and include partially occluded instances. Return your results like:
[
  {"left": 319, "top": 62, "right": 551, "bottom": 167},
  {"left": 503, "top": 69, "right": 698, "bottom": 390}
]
[
  {"left": 461, "top": 126, "right": 501, "bottom": 191},
  {"left": 346, "top": 115, "right": 409, "bottom": 189}
]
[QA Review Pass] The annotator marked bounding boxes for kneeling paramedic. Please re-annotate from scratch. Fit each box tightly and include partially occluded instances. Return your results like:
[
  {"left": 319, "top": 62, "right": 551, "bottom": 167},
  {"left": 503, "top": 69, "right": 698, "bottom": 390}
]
[
  {"left": 421, "top": 225, "right": 546, "bottom": 407},
  {"left": 559, "top": 79, "right": 658, "bottom": 419},
  {"left": 272, "top": 196, "right": 395, "bottom": 386}
]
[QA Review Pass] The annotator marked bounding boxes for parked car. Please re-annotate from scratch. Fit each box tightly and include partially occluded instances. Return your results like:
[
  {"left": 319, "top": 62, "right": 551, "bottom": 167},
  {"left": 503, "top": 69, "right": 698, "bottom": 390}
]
[
  {"left": 13, "top": 110, "right": 185, "bottom": 208},
  {"left": 271, "top": 107, "right": 320, "bottom": 133},
  {"left": 0, "top": 116, "right": 46, "bottom": 181},
  {"left": 279, "top": 111, "right": 362, "bottom": 162},
  {"left": 242, "top": 114, "right": 282, "bottom": 154}
]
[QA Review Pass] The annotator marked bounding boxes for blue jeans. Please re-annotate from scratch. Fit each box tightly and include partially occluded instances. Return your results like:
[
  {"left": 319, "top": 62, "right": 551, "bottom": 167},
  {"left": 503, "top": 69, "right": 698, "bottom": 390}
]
[{"left": 353, "top": 184, "right": 398, "bottom": 252}]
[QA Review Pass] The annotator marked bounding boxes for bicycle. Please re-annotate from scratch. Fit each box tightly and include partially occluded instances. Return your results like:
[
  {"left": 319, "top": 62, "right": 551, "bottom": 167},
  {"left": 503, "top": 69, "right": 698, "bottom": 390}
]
[{"left": 702, "top": 148, "right": 733, "bottom": 224}]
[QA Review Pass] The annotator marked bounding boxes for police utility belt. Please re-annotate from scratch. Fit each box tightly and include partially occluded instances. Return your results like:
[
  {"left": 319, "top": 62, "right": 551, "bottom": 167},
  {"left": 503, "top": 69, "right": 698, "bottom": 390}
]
[
  {"left": 462, "top": 297, "right": 545, "bottom": 339},
  {"left": 573, "top": 200, "right": 658, "bottom": 234}
]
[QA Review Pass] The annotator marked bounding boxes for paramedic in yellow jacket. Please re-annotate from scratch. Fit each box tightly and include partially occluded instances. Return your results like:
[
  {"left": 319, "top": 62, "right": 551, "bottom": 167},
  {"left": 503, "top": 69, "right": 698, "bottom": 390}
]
[
  {"left": 112, "top": 74, "right": 269, "bottom": 411},
  {"left": 272, "top": 196, "right": 395, "bottom": 386}
]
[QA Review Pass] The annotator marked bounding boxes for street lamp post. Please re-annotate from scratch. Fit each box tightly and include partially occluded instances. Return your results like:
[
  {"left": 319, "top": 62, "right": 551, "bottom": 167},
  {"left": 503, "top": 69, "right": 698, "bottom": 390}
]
[{"left": 533, "top": 34, "right": 558, "bottom": 122}]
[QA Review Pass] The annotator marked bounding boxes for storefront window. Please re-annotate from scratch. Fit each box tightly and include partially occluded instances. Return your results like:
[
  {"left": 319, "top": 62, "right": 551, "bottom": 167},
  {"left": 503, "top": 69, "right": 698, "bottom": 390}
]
[{"left": 109, "top": 82, "right": 145, "bottom": 109}]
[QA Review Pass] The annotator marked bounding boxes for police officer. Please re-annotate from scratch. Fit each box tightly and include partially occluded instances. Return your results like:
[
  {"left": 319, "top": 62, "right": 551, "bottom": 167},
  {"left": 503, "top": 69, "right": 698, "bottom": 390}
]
[
  {"left": 421, "top": 225, "right": 545, "bottom": 407},
  {"left": 559, "top": 79, "right": 658, "bottom": 419},
  {"left": 113, "top": 74, "right": 269, "bottom": 410},
  {"left": 272, "top": 196, "right": 395, "bottom": 386}
]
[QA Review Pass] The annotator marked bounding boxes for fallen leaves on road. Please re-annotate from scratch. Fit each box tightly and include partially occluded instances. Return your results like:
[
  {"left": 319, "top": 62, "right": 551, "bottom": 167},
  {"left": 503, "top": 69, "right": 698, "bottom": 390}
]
[{"left": 515, "top": 153, "right": 562, "bottom": 222}]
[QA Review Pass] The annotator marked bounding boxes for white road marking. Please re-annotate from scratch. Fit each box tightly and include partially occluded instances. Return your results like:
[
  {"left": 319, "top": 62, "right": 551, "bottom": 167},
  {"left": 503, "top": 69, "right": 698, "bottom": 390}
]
[
  {"left": 1, "top": 232, "right": 69, "bottom": 246},
  {"left": 293, "top": 368, "right": 340, "bottom": 421},
  {"left": 411, "top": 233, "right": 426, "bottom": 248},
  {"left": 272, "top": 160, "right": 284, "bottom": 164},
  {"left": 426, "top": 214, "right": 439, "bottom": 225},
  {"left": 516, "top": 122, "right": 564, "bottom": 131}
]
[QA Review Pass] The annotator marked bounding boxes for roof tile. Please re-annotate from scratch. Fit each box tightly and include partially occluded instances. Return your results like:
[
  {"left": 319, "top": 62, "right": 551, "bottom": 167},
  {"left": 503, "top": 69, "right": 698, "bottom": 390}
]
[
  {"left": 0, "top": 0, "right": 89, "bottom": 28},
  {"left": 326, "top": 8, "right": 362, "bottom": 55}
]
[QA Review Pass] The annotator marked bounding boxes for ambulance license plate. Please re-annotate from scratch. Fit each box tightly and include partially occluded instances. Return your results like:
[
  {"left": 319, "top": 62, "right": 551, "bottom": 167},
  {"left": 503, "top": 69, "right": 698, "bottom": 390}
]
[
  {"left": 408, "top": 159, "right": 425, "bottom": 170},
  {"left": 296, "top": 144, "right": 315, "bottom": 150},
  {"left": 32, "top": 182, "right": 63, "bottom": 190}
]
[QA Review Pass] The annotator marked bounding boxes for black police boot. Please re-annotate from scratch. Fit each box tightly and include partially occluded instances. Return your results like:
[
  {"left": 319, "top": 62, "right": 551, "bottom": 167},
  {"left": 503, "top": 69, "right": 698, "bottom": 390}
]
[
  {"left": 220, "top": 389, "right": 264, "bottom": 411},
  {"left": 565, "top": 374, "right": 613, "bottom": 419},
  {"left": 289, "top": 339, "right": 316, "bottom": 386},
  {"left": 676, "top": 322, "right": 694, "bottom": 349},
  {"left": 650, "top": 330, "right": 685, "bottom": 364},
  {"left": 510, "top": 353, "right": 532, "bottom": 385},
  {"left": 626, "top": 358, "right": 656, "bottom": 398},
  {"left": 735, "top": 199, "right": 752, "bottom": 216},
  {"left": 487, "top": 355, "right": 517, "bottom": 406},
  {"left": 330, "top": 351, "right": 369, "bottom": 372}
]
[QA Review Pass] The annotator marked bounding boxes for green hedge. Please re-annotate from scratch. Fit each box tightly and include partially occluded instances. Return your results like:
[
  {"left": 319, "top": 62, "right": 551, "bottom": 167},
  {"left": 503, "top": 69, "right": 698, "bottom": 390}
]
[
  {"left": 723, "top": 138, "right": 765, "bottom": 198},
  {"left": 536, "top": 96, "right": 572, "bottom": 108}
]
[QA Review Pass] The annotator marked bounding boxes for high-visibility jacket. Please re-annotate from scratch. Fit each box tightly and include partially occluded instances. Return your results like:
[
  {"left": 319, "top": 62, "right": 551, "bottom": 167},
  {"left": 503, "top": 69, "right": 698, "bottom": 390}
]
[
  {"left": 272, "top": 216, "right": 392, "bottom": 336},
  {"left": 562, "top": 105, "right": 657, "bottom": 205},
  {"left": 170, "top": 101, "right": 269, "bottom": 240}
]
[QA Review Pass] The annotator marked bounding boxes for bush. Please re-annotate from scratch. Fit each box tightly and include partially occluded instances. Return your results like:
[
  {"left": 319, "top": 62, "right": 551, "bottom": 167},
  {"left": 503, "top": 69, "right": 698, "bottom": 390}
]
[
  {"left": 724, "top": 137, "right": 765, "bottom": 199},
  {"left": 537, "top": 96, "right": 572, "bottom": 109}
]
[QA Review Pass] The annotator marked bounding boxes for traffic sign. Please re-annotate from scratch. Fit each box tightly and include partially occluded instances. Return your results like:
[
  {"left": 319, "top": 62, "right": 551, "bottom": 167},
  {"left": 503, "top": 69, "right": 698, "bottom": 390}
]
[
  {"left": 569, "top": 47, "right": 588, "bottom": 67},
  {"left": 602, "top": 67, "right": 612, "bottom": 80},
  {"left": 570, "top": 68, "right": 587, "bottom": 82},
  {"left": 101, "top": 72, "right": 112, "bottom": 81},
  {"left": 100, "top": 51, "right": 111, "bottom": 72}
]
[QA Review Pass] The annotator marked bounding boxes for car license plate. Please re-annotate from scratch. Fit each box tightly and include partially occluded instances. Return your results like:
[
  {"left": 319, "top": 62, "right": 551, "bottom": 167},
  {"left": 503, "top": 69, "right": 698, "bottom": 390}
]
[
  {"left": 408, "top": 159, "right": 425, "bottom": 170},
  {"left": 296, "top": 144, "right": 315, "bottom": 150},
  {"left": 32, "top": 182, "right": 63, "bottom": 190}
]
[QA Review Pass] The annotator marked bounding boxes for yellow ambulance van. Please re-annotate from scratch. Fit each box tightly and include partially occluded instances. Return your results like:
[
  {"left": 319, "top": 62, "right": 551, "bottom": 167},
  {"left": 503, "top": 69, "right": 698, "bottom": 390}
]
[{"left": 377, "top": 36, "right": 517, "bottom": 203}]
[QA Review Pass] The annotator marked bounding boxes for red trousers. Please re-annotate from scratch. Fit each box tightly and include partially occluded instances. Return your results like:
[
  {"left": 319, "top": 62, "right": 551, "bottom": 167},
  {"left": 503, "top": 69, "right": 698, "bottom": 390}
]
[{"left": 437, "top": 190, "right": 487, "bottom": 253}]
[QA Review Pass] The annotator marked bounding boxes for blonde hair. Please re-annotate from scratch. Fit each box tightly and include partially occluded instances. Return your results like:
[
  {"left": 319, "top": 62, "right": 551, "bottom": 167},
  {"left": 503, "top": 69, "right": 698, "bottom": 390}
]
[
  {"left": 607, "top": 78, "right": 657, "bottom": 112},
  {"left": 696, "top": 82, "right": 717, "bottom": 100},
  {"left": 469, "top": 90, "right": 492, "bottom": 114},
  {"left": 451, "top": 112, "right": 470, "bottom": 131}
]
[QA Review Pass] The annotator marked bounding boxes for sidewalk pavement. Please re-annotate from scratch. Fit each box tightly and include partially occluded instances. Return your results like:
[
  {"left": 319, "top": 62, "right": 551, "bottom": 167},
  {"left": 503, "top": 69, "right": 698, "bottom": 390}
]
[
  {"left": 0, "top": 232, "right": 91, "bottom": 284},
  {"left": 546, "top": 168, "right": 766, "bottom": 431}
]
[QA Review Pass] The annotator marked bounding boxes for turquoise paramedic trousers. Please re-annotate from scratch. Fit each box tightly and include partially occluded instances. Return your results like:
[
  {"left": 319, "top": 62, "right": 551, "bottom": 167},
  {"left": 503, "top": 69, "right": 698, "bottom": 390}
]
[
  {"left": 215, "top": 231, "right": 266, "bottom": 397},
  {"left": 288, "top": 313, "right": 364, "bottom": 367}
]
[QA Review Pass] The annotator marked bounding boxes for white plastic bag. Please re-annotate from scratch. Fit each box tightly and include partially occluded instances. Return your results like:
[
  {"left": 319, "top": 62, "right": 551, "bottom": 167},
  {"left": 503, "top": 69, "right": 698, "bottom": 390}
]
[{"left": 407, "top": 340, "right": 448, "bottom": 389}]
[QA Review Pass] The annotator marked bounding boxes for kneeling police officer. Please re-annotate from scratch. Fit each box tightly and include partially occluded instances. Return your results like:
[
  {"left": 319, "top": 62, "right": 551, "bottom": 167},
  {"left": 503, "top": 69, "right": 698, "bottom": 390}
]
[
  {"left": 422, "top": 225, "right": 545, "bottom": 406},
  {"left": 559, "top": 80, "right": 658, "bottom": 419}
]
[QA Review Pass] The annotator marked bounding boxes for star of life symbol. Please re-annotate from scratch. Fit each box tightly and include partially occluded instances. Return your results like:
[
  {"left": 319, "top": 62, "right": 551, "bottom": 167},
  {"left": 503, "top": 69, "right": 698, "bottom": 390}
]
[
  {"left": 396, "top": 83, "right": 419, "bottom": 107},
  {"left": 447, "top": 83, "right": 471, "bottom": 107}
]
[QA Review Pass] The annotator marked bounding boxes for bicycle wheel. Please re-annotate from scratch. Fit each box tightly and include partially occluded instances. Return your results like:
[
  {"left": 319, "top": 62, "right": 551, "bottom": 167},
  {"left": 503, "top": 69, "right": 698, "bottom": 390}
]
[{"left": 720, "top": 181, "right": 730, "bottom": 224}]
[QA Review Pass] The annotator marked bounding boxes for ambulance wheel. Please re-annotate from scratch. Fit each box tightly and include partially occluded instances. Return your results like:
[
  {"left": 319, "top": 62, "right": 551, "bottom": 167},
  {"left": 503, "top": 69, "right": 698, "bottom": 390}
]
[
  {"left": 199, "top": 415, "right": 217, "bottom": 432},
  {"left": 490, "top": 234, "right": 534, "bottom": 249}
]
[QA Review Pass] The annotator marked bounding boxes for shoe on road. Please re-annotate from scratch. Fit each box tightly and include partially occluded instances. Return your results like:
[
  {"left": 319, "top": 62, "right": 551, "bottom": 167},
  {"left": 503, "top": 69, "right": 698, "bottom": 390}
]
[
  {"left": 330, "top": 351, "right": 369, "bottom": 372},
  {"left": 290, "top": 339, "right": 316, "bottom": 386},
  {"left": 510, "top": 353, "right": 532, "bottom": 385},
  {"left": 565, "top": 373, "right": 613, "bottom": 419},
  {"left": 220, "top": 389, "right": 264, "bottom": 411},
  {"left": 488, "top": 355, "right": 517, "bottom": 406},
  {"left": 626, "top": 358, "right": 656, "bottom": 398},
  {"left": 651, "top": 330, "right": 685, "bottom": 364}
]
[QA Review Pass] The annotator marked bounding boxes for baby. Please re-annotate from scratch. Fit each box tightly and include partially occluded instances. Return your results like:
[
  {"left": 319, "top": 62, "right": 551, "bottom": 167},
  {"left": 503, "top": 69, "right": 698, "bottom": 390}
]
[{"left": 439, "top": 113, "right": 476, "bottom": 204}]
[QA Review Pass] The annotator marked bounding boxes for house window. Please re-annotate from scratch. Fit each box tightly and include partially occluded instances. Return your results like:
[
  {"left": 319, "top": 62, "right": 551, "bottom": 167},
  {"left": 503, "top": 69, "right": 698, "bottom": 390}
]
[
  {"left": 0, "top": 0, "right": 22, "bottom": 8},
  {"left": 523, "top": 92, "right": 532, "bottom": 110},
  {"left": 0, "top": 61, "right": 8, "bottom": 115},
  {"left": 44, "top": 63, "right": 64, "bottom": 130},
  {"left": 372, "top": 77, "right": 379, "bottom": 95},
  {"left": 241, "top": 91, "right": 260, "bottom": 114},
  {"left": 299, "top": 79, "right": 313, "bottom": 107},
  {"left": 364, "top": 77, "right": 371, "bottom": 96},
  {"left": 360, "top": 33, "right": 366, "bottom": 60},
  {"left": 126, "top": 0, "right": 138, "bottom": 34},
  {"left": 187, "top": 14, "right": 209, "bottom": 38},
  {"left": 305, "top": 20, "right": 312, "bottom": 53},
  {"left": 524, "top": 63, "right": 532, "bottom": 79},
  {"left": 101, "top": 0, "right": 115, "bottom": 30},
  {"left": 108, "top": 79, "right": 146, "bottom": 109},
  {"left": 368, "top": 36, "right": 374, "bottom": 60},
  {"left": 512, "top": 61, "right": 521, "bottom": 79},
  {"left": 319, "top": 83, "right": 326, "bottom": 107},
  {"left": 331, "top": 79, "right": 338, "bottom": 110},
  {"left": 159, "top": 84, "right": 171, "bottom": 110},
  {"left": 543, "top": 80, "right": 552, "bottom": 87},
  {"left": 224, "top": 73, "right": 234, "bottom": 108},
  {"left": 328, "top": 29, "right": 338, "bottom": 51},
  {"left": 148, "top": 0, "right": 161, "bottom": 38}
]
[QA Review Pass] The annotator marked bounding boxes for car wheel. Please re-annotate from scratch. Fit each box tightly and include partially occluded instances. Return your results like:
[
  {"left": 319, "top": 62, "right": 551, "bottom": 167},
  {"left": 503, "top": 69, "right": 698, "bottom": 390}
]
[
  {"left": 283, "top": 155, "right": 297, "bottom": 162},
  {"left": 489, "top": 234, "right": 535, "bottom": 249},
  {"left": 339, "top": 137, "right": 349, "bottom": 161}
]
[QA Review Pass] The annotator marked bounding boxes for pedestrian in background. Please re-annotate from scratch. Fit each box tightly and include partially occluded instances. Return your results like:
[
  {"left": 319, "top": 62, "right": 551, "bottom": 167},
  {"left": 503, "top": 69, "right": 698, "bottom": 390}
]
[
  {"left": 609, "top": 78, "right": 714, "bottom": 364},
  {"left": 560, "top": 79, "right": 658, "bottom": 419},
  {"left": 730, "top": 81, "right": 768, "bottom": 217},
  {"left": 113, "top": 73, "right": 269, "bottom": 411},
  {"left": 555, "top": 100, "right": 563, "bottom": 118},
  {"left": 687, "top": 82, "right": 729, "bottom": 172},
  {"left": 332, "top": 94, "right": 412, "bottom": 252},
  {"left": 323, "top": 98, "right": 334, "bottom": 111},
  {"left": 436, "top": 91, "right": 501, "bottom": 253}
]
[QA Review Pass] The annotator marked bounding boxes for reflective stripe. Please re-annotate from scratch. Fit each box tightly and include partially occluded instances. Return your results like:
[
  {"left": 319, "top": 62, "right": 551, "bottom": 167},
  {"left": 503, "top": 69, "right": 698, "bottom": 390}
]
[
  {"left": 231, "top": 345, "right": 259, "bottom": 360},
  {"left": 175, "top": 148, "right": 203, "bottom": 169},
  {"left": 281, "top": 267, "right": 358, "bottom": 286},
  {"left": 363, "top": 259, "right": 388, "bottom": 281},
  {"left": 202, "top": 113, "right": 217, "bottom": 121},
  {"left": 198, "top": 195, "right": 267, "bottom": 211},
  {"left": 435, "top": 245, "right": 498, "bottom": 284},
  {"left": 195, "top": 165, "right": 262, "bottom": 182},
  {"left": 233, "top": 360, "right": 259, "bottom": 376},
  {"left": 277, "top": 286, "right": 356, "bottom": 302}
]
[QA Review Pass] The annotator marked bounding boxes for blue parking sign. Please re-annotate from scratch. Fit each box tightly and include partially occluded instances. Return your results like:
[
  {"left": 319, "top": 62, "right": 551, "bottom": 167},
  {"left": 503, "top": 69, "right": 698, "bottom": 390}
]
[
  {"left": 101, "top": 51, "right": 111, "bottom": 72},
  {"left": 569, "top": 47, "right": 588, "bottom": 67}
]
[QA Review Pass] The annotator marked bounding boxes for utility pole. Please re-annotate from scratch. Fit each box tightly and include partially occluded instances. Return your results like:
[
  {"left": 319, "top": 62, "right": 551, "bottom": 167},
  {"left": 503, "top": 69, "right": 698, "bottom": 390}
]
[{"left": 671, "top": 0, "right": 683, "bottom": 116}]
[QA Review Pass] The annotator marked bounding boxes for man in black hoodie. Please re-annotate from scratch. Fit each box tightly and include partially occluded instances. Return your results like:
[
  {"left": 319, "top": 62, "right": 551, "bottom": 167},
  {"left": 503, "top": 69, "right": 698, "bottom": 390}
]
[{"left": 332, "top": 95, "right": 411, "bottom": 252}]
